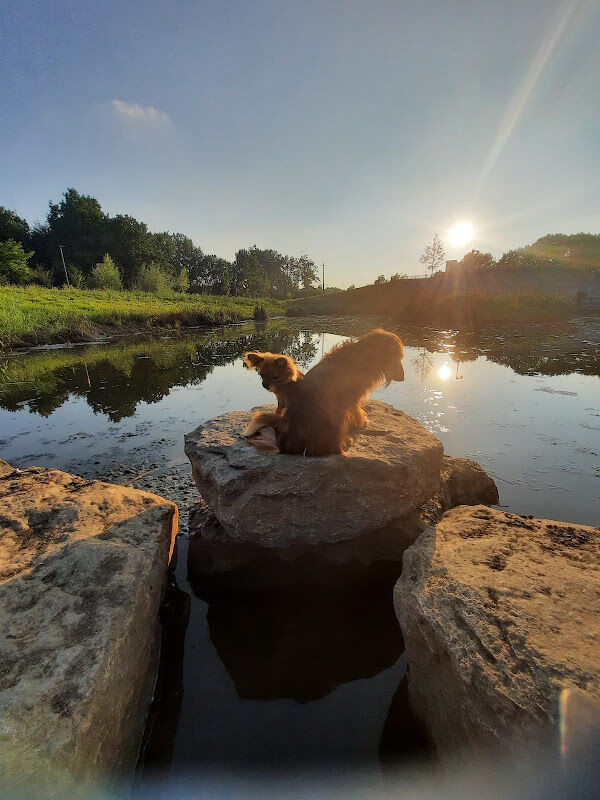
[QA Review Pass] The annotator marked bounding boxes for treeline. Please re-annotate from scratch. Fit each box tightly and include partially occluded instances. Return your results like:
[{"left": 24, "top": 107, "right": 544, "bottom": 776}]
[
  {"left": 369, "top": 233, "right": 600, "bottom": 286},
  {"left": 0, "top": 188, "right": 320, "bottom": 297},
  {"left": 456, "top": 234, "right": 600, "bottom": 274}
]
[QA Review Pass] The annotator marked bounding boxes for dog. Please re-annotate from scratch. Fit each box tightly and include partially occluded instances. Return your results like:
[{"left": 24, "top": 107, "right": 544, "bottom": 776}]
[
  {"left": 243, "top": 351, "right": 304, "bottom": 413},
  {"left": 244, "top": 328, "right": 404, "bottom": 456}
]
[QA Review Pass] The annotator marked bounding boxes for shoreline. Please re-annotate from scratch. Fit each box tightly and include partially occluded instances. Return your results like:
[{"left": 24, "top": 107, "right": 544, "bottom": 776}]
[{"left": 0, "top": 285, "right": 287, "bottom": 352}]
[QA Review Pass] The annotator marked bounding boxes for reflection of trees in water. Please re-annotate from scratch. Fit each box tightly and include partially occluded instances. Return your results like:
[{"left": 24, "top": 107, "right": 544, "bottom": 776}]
[
  {"left": 0, "top": 321, "right": 320, "bottom": 421},
  {"left": 402, "top": 325, "right": 600, "bottom": 377},
  {"left": 1, "top": 321, "right": 597, "bottom": 420},
  {"left": 411, "top": 348, "right": 434, "bottom": 381}
]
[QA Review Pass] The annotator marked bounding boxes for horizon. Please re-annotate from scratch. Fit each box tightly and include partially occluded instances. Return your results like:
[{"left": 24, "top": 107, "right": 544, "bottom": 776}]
[{"left": 2, "top": 0, "right": 600, "bottom": 286}]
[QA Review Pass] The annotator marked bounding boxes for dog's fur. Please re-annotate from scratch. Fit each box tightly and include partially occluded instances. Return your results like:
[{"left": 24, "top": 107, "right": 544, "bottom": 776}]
[
  {"left": 243, "top": 351, "right": 304, "bottom": 413},
  {"left": 244, "top": 328, "right": 404, "bottom": 456}
]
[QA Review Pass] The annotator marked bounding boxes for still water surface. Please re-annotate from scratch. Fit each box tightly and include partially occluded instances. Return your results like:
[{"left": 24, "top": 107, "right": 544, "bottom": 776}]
[{"left": 0, "top": 317, "right": 598, "bottom": 782}]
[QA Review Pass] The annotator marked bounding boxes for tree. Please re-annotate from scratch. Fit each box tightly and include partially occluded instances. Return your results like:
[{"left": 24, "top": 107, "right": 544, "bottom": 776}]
[
  {"left": 106, "top": 215, "right": 155, "bottom": 288},
  {"left": 459, "top": 249, "right": 495, "bottom": 271},
  {"left": 374, "top": 274, "right": 387, "bottom": 284},
  {"left": 88, "top": 254, "right": 123, "bottom": 290},
  {"left": 219, "top": 265, "right": 231, "bottom": 296},
  {"left": 419, "top": 234, "right": 446, "bottom": 276},
  {"left": 390, "top": 272, "right": 408, "bottom": 281},
  {"left": 175, "top": 266, "right": 189, "bottom": 292},
  {"left": 0, "top": 239, "right": 33, "bottom": 284},
  {"left": 37, "top": 188, "right": 108, "bottom": 282},
  {"left": 528, "top": 233, "right": 600, "bottom": 270},
  {"left": 170, "top": 233, "right": 203, "bottom": 283},
  {"left": 496, "top": 248, "right": 544, "bottom": 271},
  {"left": 0, "top": 208, "right": 31, "bottom": 248}
]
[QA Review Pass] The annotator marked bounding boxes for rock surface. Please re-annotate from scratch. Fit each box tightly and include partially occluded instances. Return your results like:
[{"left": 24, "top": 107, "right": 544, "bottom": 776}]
[
  {"left": 184, "top": 400, "right": 444, "bottom": 547},
  {"left": 0, "top": 460, "right": 178, "bottom": 794},
  {"left": 394, "top": 505, "right": 600, "bottom": 761},
  {"left": 187, "top": 452, "right": 499, "bottom": 589}
]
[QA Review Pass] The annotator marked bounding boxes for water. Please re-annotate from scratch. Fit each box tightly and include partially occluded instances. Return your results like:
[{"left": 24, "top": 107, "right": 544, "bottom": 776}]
[{"left": 0, "top": 316, "right": 598, "bottom": 785}]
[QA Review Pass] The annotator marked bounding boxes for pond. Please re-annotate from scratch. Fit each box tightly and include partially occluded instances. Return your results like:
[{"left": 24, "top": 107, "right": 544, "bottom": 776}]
[{"left": 0, "top": 316, "right": 598, "bottom": 789}]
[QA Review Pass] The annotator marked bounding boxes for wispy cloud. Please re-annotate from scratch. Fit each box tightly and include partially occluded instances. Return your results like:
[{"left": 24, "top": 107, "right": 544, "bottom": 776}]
[{"left": 111, "top": 100, "right": 169, "bottom": 124}]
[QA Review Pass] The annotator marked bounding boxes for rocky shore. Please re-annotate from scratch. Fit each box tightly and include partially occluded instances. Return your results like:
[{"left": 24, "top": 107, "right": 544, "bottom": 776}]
[
  {"left": 394, "top": 505, "right": 600, "bottom": 762},
  {"left": 0, "top": 459, "right": 177, "bottom": 794}
]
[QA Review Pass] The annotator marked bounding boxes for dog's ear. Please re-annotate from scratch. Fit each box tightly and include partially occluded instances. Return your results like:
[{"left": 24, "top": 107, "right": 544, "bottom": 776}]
[
  {"left": 243, "top": 351, "right": 264, "bottom": 370},
  {"left": 274, "top": 356, "right": 289, "bottom": 369}
]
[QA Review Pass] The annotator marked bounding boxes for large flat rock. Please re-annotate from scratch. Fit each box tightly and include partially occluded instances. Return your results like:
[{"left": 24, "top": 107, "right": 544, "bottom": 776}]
[
  {"left": 187, "top": 455, "right": 499, "bottom": 590},
  {"left": 184, "top": 400, "right": 444, "bottom": 547},
  {"left": 394, "top": 505, "right": 600, "bottom": 761},
  {"left": 0, "top": 460, "right": 178, "bottom": 794}
]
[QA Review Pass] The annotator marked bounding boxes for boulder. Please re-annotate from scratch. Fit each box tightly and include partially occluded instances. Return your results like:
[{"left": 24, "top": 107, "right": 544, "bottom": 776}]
[
  {"left": 419, "top": 455, "right": 499, "bottom": 526},
  {"left": 394, "top": 505, "right": 600, "bottom": 761},
  {"left": 0, "top": 460, "right": 178, "bottom": 794},
  {"left": 184, "top": 400, "right": 444, "bottom": 548},
  {"left": 187, "top": 453, "right": 498, "bottom": 590}
]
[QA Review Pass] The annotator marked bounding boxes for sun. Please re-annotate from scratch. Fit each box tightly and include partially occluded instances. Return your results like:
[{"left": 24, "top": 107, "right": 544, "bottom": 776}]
[{"left": 448, "top": 221, "right": 475, "bottom": 247}]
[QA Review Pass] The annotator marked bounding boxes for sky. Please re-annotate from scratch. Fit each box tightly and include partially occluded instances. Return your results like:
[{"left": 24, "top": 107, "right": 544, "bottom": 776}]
[{"left": 1, "top": 0, "right": 599, "bottom": 286}]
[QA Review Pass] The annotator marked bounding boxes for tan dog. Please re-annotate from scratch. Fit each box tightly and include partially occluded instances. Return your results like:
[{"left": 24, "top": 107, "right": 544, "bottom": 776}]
[
  {"left": 243, "top": 351, "right": 304, "bottom": 414},
  {"left": 245, "top": 328, "right": 404, "bottom": 456}
]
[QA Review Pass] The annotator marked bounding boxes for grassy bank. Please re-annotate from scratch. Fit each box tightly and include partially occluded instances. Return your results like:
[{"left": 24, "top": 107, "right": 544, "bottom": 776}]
[
  {"left": 0, "top": 286, "right": 286, "bottom": 349},
  {"left": 288, "top": 286, "right": 581, "bottom": 327}
]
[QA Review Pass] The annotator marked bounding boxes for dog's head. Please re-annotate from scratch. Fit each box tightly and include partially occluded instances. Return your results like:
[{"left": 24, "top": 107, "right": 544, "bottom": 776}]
[
  {"left": 243, "top": 351, "right": 300, "bottom": 391},
  {"left": 363, "top": 329, "right": 405, "bottom": 383}
]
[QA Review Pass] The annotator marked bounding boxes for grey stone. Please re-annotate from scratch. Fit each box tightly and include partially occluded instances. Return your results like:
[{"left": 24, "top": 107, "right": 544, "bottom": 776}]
[
  {"left": 0, "top": 460, "right": 178, "bottom": 794},
  {"left": 187, "top": 452, "right": 499, "bottom": 590},
  {"left": 394, "top": 505, "right": 600, "bottom": 762}
]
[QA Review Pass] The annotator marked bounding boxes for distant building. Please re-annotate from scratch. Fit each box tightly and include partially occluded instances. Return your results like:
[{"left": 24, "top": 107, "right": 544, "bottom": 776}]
[{"left": 445, "top": 259, "right": 460, "bottom": 274}]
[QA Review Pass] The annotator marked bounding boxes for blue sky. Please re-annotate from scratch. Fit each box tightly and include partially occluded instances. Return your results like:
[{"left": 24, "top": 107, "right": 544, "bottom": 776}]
[{"left": 1, "top": 0, "right": 599, "bottom": 285}]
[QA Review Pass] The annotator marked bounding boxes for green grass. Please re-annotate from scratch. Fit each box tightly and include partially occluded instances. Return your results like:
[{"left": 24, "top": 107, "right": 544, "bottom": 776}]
[{"left": 0, "top": 286, "right": 287, "bottom": 349}]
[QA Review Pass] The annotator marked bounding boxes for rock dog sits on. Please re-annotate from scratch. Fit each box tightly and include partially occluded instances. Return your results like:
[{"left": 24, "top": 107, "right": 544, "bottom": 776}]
[
  {"left": 243, "top": 351, "right": 304, "bottom": 413},
  {"left": 245, "top": 328, "right": 404, "bottom": 456}
]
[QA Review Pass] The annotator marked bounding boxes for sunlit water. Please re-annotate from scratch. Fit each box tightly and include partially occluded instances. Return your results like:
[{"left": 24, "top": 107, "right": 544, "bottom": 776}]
[{"left": 0, "top": 317, "right": 598, "bottom": 783}]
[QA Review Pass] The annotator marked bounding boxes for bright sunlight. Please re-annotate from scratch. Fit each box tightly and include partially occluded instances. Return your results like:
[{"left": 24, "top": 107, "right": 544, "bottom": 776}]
[
  {"left": 448, "top": 221, "right": 475, "bottom": 247},
  {"left": 438, "top": 362, "right": 452, "bottom": 381}
]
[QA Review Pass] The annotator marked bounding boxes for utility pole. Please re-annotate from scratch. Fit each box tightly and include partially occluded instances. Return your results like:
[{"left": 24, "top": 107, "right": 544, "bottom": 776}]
[
  {"left": 322, "top": 262, "right": 325, "bottom": 294},
  {"left": 58, "top": 245, "right": 70, "bottom": 287}
]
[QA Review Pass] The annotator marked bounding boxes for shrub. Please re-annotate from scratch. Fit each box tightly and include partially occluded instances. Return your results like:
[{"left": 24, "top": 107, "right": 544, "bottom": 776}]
[
  {"left": 67, "top": 265, "right": 85, "bottom": 288},
  {"left": 135, "top": 262, "right": 173, "bottom": 295},
  {"left": 0, "top": 239, "right": 32, "bottom": 284},
  {"left": 30, "top": 265, "right": 53, "bottom": 287},
  {"left": 175, "top": 267, "right": 189, "bottom": 293},
  {"left": 253, "top": 304, "right": 268, "bottom": 321},
  {"left": 88, "top": 254, "right": 122, "bottom": 290}
]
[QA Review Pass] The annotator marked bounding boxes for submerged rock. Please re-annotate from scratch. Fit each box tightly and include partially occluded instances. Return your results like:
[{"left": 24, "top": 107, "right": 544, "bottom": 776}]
[
  {"left": 184, "top": 401, "right": 444, "bottom": 548},
  {"left": 394, "top": 505, "right": 600, "bottom": 761},
  {"left": 0, "top": 459, "right": 178, "bottom": 794}
]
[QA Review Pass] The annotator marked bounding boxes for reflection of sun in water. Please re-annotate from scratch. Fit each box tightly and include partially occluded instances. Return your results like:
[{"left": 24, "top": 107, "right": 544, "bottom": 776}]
[
  {"left": 448, "top": 221, "right": 475, "bottom": 247},
  {"left": 438, "top": 362, "right": 452, "bottom": 381}
]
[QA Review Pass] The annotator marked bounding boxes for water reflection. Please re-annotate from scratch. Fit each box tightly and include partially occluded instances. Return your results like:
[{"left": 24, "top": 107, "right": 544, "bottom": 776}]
[
  {"left": 437, "top": 362, "right": 452, "bottom": 381},
  {"left": 1, "top": 319, "right": 598, "bottom": 422},
  {"left": 0, "top": 321, "right": 319, "bottom": 422},
  {"left": 199, "top": 577, "right": 402, "bottom": 703},
  {"left": 411, "top": 347, "right": 434, "bottom": 381}
]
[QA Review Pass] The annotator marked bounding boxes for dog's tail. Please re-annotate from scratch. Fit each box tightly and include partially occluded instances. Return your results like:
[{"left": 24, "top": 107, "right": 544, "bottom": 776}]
[{"left": 243, "top": 410, "right": 282, "bottom": 454}]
